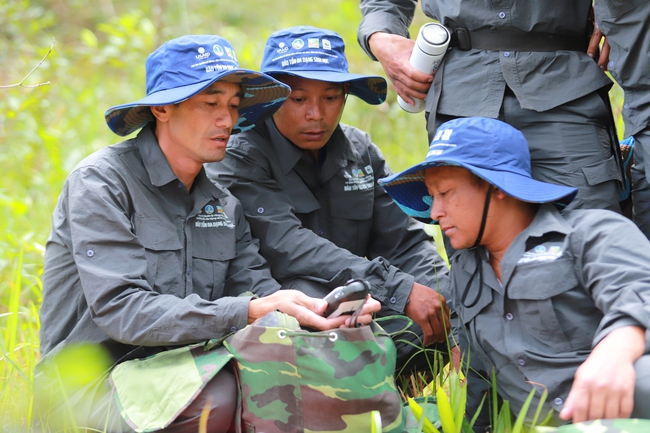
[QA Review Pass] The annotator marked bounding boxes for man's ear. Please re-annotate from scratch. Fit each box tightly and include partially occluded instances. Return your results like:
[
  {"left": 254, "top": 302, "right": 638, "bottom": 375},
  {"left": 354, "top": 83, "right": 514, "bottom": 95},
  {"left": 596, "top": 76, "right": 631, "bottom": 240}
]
[
  {"left": 150, "top": 105, "right": 172, "bottom": 122},
  {"left": 493, "top": 186, "right": 508, "bottom": 200}
]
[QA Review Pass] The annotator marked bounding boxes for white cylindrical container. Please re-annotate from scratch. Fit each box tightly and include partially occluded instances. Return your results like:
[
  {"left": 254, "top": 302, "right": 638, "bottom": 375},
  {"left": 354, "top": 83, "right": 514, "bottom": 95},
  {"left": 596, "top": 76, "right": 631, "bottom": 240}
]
[{"left": 397, "top": 23, "right": 451, "bottom": 113}]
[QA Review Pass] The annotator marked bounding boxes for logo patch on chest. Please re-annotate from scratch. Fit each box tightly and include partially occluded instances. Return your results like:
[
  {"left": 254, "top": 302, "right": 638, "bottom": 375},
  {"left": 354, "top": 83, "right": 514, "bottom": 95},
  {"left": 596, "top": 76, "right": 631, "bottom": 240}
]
[
  {"left": 342, "top": 166, "right": 374, "bottom": 192},
  {"left": 195, "top": 205, "right": 235, "bottom": 229}
]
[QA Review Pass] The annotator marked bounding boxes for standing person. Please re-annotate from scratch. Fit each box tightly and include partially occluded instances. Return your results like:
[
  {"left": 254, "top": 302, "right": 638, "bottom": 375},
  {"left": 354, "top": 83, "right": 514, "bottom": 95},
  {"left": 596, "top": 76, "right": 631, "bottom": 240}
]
[
  {"left": 358, "top": 0, "right": 623, "bottom": 212},
  {"left": 380, "top": 116, "right": 650, "bottom": 425},
  {"left": 35, "top": 35, "right": 380, "bottom": 433},
  {"left": 207, "top": 26, "right": 451, "bottom": 375},
  {"left": 593, "top": 0, "right": 650, "bottom": 238}
]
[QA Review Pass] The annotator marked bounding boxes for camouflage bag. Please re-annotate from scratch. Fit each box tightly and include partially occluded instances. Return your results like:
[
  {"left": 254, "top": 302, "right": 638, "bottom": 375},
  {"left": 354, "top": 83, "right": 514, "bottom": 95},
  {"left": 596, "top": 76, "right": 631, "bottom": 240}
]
[{"left": 225, "top": 311, "right": 405, "bottom": 433}]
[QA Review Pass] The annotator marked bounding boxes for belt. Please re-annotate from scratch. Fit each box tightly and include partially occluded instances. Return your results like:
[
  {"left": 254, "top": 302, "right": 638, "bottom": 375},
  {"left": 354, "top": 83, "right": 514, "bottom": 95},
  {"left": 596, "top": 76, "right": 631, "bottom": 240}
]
[{"left": 450, "top": 28, "right": 590, "bottom": 52}]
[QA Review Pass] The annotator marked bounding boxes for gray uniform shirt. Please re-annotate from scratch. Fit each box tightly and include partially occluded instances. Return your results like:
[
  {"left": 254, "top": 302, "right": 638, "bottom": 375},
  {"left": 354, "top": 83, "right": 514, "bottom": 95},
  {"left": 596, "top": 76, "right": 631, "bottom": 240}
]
[
  {"left": 594, "top": 0, "right": 650, "bottom": 136},
  {"left": 40, "top": 125, "right": 280, "bottom": 363},
  {"left": 358, "top": 0, "right": 613, "bottom": 117},
  {"left": 451, "top": 204, "right": 650, "bottom": 417},
  {"left": 207, "top": 119, "right": 450, "bottom": 313}
]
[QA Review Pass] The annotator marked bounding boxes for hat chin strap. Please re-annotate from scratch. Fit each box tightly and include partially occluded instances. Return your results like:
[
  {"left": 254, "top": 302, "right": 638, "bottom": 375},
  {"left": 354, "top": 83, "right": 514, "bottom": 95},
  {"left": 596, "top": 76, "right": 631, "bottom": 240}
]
[
  {"left": 461, "top": 185, "right": 493, "bottom": 309},
  {"left": 472, "top": 185, "right": 493, "bottom": 248}
]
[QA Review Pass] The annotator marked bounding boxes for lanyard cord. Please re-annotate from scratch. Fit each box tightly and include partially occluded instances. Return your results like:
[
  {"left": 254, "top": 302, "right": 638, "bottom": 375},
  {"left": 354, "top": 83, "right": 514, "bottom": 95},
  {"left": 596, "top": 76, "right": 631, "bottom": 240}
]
[{"left": 460, "top": 186, "right": 493, "bottom": 309}]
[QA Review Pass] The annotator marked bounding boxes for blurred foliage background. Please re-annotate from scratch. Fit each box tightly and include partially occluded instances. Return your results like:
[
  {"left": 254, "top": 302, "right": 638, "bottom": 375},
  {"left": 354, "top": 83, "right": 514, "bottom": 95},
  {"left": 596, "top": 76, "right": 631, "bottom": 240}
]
[{"left": 0, "top": 0, "right": 624, "bottom": 430}]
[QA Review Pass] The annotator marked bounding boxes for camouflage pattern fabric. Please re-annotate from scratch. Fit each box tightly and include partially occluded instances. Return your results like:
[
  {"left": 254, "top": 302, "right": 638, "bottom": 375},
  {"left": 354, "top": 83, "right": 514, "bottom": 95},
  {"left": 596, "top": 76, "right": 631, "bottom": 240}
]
[
  {"left": 534, "top": 418, "right": 650, "bottom": 433},
  {"left": 110, "top": 342, "right": 233, "bottom": 432},
  {"left": 225, "top": 311, "right": 405, "bottom": 433}
]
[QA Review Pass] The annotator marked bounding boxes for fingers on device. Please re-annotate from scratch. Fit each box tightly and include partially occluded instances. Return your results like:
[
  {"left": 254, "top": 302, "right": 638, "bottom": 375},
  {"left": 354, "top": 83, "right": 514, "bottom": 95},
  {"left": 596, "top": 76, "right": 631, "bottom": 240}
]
[{"left": 323, "top": 279, "right": 370, "bottom": 318}]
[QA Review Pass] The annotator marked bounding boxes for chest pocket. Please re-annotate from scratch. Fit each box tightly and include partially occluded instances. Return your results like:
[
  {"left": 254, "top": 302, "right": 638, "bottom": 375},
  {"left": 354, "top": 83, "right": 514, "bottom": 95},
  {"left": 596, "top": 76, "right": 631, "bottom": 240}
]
[
  {"left": 133, "top": 214, "right": 183, "bottom": 295},
  {"left": 190, "top": 219, "right": 237, "bottom": 301},
  {"left": 329, "top": 190, "right": 374, "bottom": 255},
  {"left": 508, "top": 257, "right": 596, "bottom": 352}
]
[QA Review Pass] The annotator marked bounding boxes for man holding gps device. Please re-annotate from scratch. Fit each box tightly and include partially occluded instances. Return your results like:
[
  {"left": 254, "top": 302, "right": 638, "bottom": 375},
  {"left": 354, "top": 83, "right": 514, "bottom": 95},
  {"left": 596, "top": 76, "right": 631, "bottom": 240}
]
[{"left": 207, "top": 26, "right": 452, "bottom": 375}]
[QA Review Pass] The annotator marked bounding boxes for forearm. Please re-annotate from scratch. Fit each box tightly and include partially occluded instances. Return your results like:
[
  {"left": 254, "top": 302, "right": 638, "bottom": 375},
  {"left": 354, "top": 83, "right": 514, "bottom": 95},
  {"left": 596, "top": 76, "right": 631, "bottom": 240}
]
[
  {"left": 254, "top": 212, "right": 414, "bottom": 310},
  {"left": 358, "top": 0, "right": 418, "bottom": 59},
  {"left": 592, "top": 326, "right": 645, "bottom": 364}
]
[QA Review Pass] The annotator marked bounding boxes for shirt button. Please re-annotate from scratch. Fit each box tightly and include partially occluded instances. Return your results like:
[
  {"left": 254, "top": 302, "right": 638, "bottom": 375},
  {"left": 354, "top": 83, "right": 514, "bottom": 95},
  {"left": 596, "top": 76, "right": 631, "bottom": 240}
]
[
  {"left": 498, "top": 11, "right": 506, "bottom": 18},
  {"left": 517, "top": 358, "right": 526, "bottom": 366},
  {"left": 608, "top": 60, "right": 615, "bottom": 69},
  {"left": 554, "top": 397, "right": 563, "bottom": 406},
  {"left": 177, "top": 181, "right": 184, "bottom": 188},
  {"left": 257, "top": 207, "right": 264, "bottom": 214},
  {"left": 503, "top": 52, "right": 511, "bottom": 58},
  {"left": 187, "top": 267, "right": 191, "bottom": 275},
  {"left": 505, "top": 313, "right": 514, "bottom": 320},
  {"left": 318, "top": 230, "right": 324, "bottom": 236},
  {"left": 623, "top": 103, "right": 629, "bottom": 110},
  {"left": 230, "top": 326, "right": 238, "bottom": 332},
  {"left": 86, "top": 249, "right": 94, "bottom": 257},
  {"left": 389, "top": 297, "right": 397, "bottom": 304}
]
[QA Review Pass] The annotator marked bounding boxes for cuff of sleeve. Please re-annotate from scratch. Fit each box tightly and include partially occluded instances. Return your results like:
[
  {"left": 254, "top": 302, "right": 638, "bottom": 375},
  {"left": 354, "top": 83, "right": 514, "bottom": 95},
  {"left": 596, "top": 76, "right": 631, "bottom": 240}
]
[
  {"left": 229, "top": 296, "right": 255, "bottom": 332},
  {"left": 358, "top": 12, "right": 411, "bottom": 61},
  {"left": 383, "top": 268, "right": 414, "bottom": 313},
  {"left": 592, "top": 318, "right": 648, "bottom": 351}
]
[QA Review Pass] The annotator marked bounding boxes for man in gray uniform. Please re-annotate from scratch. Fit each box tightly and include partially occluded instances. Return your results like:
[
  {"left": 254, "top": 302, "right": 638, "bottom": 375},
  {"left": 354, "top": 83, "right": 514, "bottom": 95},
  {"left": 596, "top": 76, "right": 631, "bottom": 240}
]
[
  {"left": 36, "top": 35, "right": 380, "bottom": 433},
  {"left": 207, "top": 26, "right": 451, "bottom": 375},
  {"left": 593, "top": 0, "right": 650, "bottom": 238},
  {"left": 381, "top": 117, "right": 650, "bottom": 425},
  {"left": 358, "top": 0, "right": 623, "bottom": 213}
]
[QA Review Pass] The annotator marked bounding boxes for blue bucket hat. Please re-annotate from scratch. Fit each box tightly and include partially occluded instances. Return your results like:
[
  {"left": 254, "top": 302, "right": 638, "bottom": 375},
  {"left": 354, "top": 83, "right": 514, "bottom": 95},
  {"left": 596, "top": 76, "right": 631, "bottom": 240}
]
[
  {"left": 260, "top": 26, "right": 387, "bottom": 105},
  {"left": 379, "top": 117, "right": 578, "bottom": 221},
  {"left": 105, "top": 35, "right": 291, "bottom": 136}
]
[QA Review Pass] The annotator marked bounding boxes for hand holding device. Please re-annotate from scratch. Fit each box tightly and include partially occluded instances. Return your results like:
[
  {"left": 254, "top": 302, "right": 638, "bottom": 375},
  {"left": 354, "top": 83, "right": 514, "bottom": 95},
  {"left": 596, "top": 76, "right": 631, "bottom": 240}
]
[{"left": 322, "top": 279, "right": 370, "bottom": 318}]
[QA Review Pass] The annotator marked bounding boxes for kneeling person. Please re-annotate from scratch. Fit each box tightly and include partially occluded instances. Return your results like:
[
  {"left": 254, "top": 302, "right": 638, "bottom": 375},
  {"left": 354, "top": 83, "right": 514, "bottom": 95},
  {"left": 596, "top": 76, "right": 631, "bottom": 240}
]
[
  {"left": 381, "top": 116, "right": 650, "bottom": 424},
  {"left": 36, "top": 35, "right": 379, "bottom": 433},
  {"left": 207, "top": 26, "right": 452, "bottom": 374}
]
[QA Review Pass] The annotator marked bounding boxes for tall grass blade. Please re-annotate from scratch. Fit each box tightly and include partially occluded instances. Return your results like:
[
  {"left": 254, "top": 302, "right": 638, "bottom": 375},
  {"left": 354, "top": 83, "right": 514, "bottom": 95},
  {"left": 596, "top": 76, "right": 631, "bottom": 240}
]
[
  {"left": 512, "top": 387, "right": 536, "bottom": 433},
  {"left": 4, "top": 248, "right": 23, "bottom": 360},
  {"left": 436, "top": 382, "right": 457, "bottom": 433},
  {"left": 407, "top": 396, "right": 440, "bottom": 433}
]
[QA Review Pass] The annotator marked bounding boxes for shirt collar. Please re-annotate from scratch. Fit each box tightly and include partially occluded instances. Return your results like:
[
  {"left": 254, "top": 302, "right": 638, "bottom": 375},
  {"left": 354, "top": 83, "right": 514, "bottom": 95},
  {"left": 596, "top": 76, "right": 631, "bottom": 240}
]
[
  {"left": 264, "top": 118, "right": 306, "bottom": 175},
  {"left": 136, "top": 124, "right": 225, "bottom": 203},
  {"left": 264, "top": 118, "right": 363, "bottom": 174},
  {"left": 524, "top": 203, "right": 573, "bottom": 238},
  {"left": 137, "top": 124, "right": 179, "bottom": 188}
]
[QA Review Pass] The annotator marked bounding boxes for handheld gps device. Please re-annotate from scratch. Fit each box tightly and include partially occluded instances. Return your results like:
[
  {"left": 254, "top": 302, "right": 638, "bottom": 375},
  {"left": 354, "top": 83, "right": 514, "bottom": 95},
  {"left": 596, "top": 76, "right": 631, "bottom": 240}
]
[{"left": 322, "top": 279, "right": 370, "bottom": 318}]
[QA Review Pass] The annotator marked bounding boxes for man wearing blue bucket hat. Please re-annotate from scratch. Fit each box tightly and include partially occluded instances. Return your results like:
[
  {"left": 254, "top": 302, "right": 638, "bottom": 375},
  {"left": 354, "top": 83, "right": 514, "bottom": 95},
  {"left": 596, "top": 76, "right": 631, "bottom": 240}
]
[
  {"left": 36, "top": 35, "right": 380, "bottom": 432},
  {"left": 381, "top": 116, "right": 650, "bottom": 424},
  {"left": 207, "top": 26, "right": 452, "bottom": 375}
]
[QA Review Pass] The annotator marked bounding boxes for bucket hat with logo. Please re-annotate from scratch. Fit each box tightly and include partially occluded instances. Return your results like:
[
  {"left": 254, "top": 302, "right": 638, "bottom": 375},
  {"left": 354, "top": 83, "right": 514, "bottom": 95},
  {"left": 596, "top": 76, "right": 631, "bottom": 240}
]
[
  {"left": 260, "top": 26, "right": 387, "bottom": 105},
  {"left": 105, "top": 35, "right": 291, "bottom": 136},
  {"left": 379, "top": 117, "right": 578, "bottom": 222}
]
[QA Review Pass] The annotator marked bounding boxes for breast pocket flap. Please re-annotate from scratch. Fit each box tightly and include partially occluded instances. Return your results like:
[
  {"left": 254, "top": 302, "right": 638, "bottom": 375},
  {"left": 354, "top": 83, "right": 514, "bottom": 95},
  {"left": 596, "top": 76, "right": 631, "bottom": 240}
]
[{"left": 508, "top": 258, "right": 578, "bottom": 300}]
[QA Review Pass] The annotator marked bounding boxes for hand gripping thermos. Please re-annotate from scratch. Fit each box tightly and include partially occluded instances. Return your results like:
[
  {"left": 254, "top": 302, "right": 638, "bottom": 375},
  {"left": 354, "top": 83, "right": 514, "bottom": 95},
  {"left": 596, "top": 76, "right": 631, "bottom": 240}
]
[{"left": 397, "top": 23, "right": 451, "bottom": 113}]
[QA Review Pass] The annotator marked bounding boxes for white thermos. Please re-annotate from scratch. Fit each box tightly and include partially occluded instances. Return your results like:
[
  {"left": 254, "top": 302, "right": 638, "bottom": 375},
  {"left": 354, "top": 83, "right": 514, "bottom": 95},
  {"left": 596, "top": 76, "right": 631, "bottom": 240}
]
[{"left": 397, "top": 23, "right": 451, "bottom": 113}]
